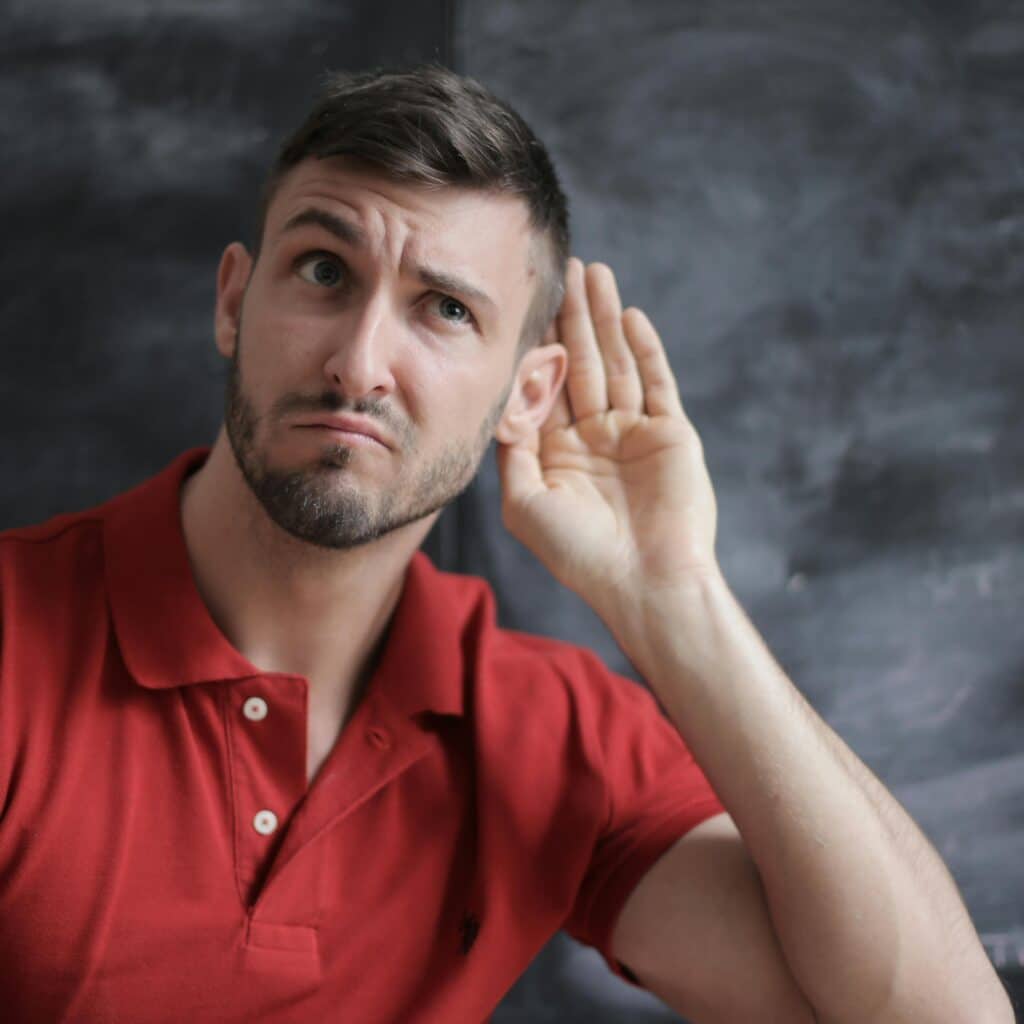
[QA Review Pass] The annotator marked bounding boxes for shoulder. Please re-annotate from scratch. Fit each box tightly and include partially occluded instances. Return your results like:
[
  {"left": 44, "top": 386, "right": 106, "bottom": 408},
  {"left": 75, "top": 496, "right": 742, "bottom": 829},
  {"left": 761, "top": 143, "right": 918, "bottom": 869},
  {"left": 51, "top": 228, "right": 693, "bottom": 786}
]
[
  {"left": 0, "top": 508, "right": 111, "bottom": 761},
  {"left": 487, "top": 625, "right": 632, "bottom": 707},
  {"left": 438, "top": 576, "right": 655, "bottom": 764},
  {"left": 422, "top": 556, "right": 647, "bottom": 705},
  {"left": 0, "top": 508, "right": 110, "bottom": 670},
  {"left": 0, "top": 467, "right": 165, "bottom": 580},
  {"left": 0, "top": 508, "right": 105, "bottom": 585},
  {"left": 428, "top": 563, "right": 614, "bottom": 683}
]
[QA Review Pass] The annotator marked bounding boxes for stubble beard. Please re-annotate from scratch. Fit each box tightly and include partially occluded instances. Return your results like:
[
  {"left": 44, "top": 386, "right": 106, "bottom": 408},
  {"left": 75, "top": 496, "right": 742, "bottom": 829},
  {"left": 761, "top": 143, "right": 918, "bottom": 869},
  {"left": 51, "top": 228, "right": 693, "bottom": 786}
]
[{"left": 223, "top": 342, "right": 511, "bottom": 550}]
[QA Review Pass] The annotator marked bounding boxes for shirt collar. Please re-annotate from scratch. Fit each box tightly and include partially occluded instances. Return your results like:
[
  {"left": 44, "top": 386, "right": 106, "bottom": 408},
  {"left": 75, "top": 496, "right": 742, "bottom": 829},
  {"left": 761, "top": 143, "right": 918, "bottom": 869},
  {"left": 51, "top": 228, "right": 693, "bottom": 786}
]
[{"left": 102, "top": 447, "right": 468, "bottom": 719}]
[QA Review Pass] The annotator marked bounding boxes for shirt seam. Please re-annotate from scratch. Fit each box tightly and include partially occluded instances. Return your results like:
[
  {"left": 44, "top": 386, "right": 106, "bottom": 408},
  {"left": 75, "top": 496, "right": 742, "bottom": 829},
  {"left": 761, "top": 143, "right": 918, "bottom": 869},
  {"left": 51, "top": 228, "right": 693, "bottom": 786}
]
[
  {"left": 0, "top": 516, "right": 103, "bottom": 548},
  {"left": 245, "top": 920, "right": 320, "bottom": 952},
  {"left": 582, "top": 795, "right": 728, "bottom": 949},
  {"left": 219, "top": 682, "right": 249, "bottom": 912}
]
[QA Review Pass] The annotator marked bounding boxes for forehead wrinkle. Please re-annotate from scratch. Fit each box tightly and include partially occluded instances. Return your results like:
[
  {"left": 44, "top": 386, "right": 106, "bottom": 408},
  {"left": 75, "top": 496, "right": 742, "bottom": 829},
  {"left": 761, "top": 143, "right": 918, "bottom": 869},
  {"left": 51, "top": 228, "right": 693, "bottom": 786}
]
[
  {"left": 277, "top": 199, "right": 501, "bottom": 315},
  {"left": 269, "top": 164, "right": 534, "bottom": 325},
  {"left": 280, "top": 173, "right": 437, "bottom": 260},
  {"left": 279, "top": 189, "right": 413, "bottom": 255}
]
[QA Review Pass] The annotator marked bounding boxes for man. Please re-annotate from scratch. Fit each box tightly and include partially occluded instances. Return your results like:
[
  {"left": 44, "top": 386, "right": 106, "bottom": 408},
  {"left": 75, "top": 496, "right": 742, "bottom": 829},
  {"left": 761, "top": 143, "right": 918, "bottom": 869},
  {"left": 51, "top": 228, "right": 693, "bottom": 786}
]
[{"left": 0, "top": 64, "right": 1011, "bottom": 1023}]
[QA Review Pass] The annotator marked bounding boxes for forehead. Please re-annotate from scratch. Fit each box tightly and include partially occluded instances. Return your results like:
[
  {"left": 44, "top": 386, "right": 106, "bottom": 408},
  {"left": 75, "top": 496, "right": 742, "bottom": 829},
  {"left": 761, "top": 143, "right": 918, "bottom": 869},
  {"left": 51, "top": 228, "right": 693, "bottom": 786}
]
[{"left": 264, "top": 157, "right": 538, "bottom": 293}]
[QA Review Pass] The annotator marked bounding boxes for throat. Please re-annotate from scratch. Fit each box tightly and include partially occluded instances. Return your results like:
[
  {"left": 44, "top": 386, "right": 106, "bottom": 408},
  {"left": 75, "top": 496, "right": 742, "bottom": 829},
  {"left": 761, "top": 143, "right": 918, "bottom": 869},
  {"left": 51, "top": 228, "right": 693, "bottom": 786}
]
[{"left": 305, "top": 668, "right": 375, "bottom": 786}]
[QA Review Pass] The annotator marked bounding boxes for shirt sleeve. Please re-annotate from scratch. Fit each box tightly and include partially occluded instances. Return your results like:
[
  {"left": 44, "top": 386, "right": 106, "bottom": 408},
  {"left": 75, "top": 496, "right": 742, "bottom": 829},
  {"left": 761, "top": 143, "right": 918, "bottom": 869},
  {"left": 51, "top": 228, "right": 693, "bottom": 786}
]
[{"left": 559, "top": 647, "right": 727, "bottom": 989}]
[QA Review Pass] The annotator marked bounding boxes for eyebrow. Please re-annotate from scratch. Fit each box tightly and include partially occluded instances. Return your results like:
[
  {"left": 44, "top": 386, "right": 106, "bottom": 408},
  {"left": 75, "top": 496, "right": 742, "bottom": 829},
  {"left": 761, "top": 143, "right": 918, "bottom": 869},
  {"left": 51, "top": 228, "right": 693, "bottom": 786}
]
[{"left": 280, "top": 207, "right": 498, "bottom": 314}]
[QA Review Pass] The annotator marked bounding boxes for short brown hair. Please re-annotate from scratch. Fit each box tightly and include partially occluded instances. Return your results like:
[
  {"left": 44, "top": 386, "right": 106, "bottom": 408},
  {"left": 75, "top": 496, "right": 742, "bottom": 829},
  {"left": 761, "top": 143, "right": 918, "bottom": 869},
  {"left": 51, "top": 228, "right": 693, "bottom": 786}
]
[{"left": 253, "top": 63, "right": 570, "bottom": 355}]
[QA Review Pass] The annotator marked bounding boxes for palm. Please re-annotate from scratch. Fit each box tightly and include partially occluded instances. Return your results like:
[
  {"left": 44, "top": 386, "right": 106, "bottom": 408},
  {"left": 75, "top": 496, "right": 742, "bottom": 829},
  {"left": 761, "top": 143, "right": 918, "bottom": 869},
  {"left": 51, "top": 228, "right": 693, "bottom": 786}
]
[{"left": 497, "top": 259, "right": 718, "bottom": 604}]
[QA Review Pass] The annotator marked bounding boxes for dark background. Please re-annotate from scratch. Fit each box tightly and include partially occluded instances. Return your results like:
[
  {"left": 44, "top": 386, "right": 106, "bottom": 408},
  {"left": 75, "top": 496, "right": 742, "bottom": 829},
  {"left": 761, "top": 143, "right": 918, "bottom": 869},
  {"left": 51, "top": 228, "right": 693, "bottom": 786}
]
[{"left": 2, "top": 1, "right": 1021, "bottom": 1020}]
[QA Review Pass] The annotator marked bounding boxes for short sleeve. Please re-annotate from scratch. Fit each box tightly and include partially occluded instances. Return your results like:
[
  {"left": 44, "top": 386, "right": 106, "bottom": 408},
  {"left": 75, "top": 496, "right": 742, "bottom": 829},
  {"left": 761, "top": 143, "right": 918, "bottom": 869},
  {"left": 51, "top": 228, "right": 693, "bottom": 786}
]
[{"left": 560, "top": 649, "right": 727, "bottom": 989}]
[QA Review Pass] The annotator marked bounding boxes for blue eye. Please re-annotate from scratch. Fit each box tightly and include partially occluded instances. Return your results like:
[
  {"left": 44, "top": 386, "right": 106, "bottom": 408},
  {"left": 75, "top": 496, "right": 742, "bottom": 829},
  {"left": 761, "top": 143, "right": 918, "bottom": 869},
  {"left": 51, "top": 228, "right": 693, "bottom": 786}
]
[
  {"left": 436, "top": 296, "right": 470, "bottom": 324},
  {"left": 297, "top": 254, "right": 342, "bottom": 287}
]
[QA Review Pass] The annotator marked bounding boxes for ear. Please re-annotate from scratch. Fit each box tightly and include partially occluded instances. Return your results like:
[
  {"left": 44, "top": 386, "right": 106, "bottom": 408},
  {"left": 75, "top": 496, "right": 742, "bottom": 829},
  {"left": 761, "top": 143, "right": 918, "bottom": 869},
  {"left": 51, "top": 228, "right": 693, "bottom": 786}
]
[
  {"left": 493, "top": 342, "right": 568, "bottom": 446},
  {"left": 213, "top": 242, "right": 253, "bottom": 360}
]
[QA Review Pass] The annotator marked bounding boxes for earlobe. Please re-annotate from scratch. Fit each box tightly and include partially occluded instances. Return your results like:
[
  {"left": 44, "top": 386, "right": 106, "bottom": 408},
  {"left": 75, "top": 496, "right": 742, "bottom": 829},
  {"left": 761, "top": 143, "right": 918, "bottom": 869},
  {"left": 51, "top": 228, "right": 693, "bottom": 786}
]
[{"left": 213, "top": 242, "right": 253, "bottom": 359}]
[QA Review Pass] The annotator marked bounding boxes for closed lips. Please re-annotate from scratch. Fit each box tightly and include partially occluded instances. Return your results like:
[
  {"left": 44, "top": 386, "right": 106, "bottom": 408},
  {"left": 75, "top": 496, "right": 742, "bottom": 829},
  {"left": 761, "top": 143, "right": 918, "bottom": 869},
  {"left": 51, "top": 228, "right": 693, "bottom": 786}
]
[{"left": 296, "top": 416, "right": 390, "bottom": 448}]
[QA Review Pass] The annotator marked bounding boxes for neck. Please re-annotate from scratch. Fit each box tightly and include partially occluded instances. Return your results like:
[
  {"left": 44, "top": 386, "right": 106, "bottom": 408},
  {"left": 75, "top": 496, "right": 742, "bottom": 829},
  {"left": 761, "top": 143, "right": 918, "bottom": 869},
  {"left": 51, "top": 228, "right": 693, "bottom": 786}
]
[{"left": 179, "top": 431, "right": 438, "bottom": 716}]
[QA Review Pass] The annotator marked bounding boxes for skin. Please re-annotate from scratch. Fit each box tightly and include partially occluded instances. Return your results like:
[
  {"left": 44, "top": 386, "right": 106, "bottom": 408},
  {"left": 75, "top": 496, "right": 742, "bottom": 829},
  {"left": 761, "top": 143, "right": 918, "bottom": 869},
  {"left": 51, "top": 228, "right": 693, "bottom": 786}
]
[
  {"left": 177, "top": 153, "right": 1011, "bottom": 1020},
  {"left": 180, "top": 156, "right": 567, "bottom": 779}
]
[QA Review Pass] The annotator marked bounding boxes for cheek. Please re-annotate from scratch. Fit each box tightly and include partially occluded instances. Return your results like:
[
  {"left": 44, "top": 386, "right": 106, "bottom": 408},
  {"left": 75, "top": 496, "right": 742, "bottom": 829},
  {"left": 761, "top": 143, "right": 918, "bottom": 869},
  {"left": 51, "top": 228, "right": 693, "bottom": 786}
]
[
  {"left": 395, "top": 352, "right": 442, "bottom": 429},
  {"left": 406, "top": 356, "right": 509, "bottom": 439},
  {"left": 241, "top": 308, "right": 322, "bottom": 382}
]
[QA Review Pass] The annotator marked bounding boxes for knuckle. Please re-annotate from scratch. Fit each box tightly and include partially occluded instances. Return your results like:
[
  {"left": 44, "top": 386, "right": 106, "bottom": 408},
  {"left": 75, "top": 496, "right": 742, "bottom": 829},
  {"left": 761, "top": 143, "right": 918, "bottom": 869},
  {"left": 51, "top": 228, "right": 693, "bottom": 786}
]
[{"left": 606, "top": 354, "right": 636, "bottom": 378}]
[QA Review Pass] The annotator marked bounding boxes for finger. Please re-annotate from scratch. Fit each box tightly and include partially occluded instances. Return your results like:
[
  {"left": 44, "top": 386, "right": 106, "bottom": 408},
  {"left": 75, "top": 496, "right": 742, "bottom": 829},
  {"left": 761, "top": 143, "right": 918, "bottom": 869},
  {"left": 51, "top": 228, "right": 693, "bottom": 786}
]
[
  {"left": 585, "top": 263, "right": 644, "bottom": 414},
  {"left": 558, "top": 257, "right": 607, "bottom": 421},
  {"left": 622, "top": 307, "right": 686, "bottom": 419}
]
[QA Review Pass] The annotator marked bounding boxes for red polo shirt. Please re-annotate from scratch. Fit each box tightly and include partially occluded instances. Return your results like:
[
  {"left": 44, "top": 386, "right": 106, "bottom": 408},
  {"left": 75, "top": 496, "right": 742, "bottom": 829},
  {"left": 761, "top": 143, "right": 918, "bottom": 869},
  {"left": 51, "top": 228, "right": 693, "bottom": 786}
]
[{"left": 0, "top": 448, "right": 725, "bottom": 1022}]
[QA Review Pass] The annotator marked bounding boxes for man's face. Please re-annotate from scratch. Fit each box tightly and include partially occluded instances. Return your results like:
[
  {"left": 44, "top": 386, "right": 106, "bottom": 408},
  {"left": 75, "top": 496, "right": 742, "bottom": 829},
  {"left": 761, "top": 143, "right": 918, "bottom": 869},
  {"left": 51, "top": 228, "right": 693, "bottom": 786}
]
[{"left": 217, "top": 157, "right": 541, "bottom": 549}]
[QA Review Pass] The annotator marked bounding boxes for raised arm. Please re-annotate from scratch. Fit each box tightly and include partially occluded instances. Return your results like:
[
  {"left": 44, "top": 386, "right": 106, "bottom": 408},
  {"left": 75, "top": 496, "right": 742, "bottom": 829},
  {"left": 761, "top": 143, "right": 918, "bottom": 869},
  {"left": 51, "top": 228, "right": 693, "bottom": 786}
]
[{"left": 494, "top": 256, "right": 1013, "bottom": 1023}]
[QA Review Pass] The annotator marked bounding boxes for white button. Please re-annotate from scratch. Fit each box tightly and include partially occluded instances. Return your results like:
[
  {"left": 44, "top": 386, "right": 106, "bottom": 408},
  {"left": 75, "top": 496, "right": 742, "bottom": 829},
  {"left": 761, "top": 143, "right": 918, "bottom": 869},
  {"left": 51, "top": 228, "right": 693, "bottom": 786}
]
[
  {"left": 243, "top": 697, "right": 268, "bottom": 721},
  {"left": 253, "top": 810, "right": 278, "bottom": 836}
]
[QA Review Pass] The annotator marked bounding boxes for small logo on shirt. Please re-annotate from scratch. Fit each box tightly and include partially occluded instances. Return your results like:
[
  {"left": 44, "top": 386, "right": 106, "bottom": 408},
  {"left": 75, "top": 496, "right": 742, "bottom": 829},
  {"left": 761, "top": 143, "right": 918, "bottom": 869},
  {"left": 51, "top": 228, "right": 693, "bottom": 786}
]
[{"left": 459, "top": 911, "right": 481, "bottom": 954}]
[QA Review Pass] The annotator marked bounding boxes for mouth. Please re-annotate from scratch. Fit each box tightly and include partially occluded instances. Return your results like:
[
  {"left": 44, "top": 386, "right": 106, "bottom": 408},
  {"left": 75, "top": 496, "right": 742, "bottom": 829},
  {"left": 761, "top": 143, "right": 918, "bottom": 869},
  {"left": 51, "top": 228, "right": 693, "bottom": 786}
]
[{"left": 293, "top": 415, "right": 391, "bottom": 450}]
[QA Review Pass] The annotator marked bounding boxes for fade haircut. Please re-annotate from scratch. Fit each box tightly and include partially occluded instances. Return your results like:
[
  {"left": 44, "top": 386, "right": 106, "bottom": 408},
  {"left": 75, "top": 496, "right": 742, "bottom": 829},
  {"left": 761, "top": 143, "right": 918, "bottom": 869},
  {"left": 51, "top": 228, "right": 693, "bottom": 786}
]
[{"left": 252, "top": 63, "right": 570, "bottom": 356}]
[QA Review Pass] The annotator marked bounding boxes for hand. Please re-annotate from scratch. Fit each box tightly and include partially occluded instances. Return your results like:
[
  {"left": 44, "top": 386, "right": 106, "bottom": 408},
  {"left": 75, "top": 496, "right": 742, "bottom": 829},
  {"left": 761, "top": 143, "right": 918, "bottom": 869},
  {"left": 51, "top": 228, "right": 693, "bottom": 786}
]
[{"left": 496, "top": 257, "right": 721, "bottom": 614}]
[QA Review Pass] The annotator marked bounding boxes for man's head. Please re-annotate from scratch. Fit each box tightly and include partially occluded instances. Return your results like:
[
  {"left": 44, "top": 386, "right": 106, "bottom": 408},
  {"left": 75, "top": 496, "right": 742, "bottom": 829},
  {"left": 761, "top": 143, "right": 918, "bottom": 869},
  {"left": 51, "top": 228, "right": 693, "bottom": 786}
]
[
  {"left": 254, "top": 64, "right": 570, "bottom": 359},
  {"left": 212, "top": 64, "right": 571, "bottom": 550}
]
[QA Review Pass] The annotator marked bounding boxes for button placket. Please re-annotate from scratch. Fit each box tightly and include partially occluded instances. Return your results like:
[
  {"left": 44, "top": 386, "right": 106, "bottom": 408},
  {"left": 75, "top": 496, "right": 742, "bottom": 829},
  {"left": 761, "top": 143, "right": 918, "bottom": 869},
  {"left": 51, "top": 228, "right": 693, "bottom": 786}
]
[
  {"left": 244, "top": 697, "right": 277, "bottom": 837},
  {"left": 227, "top": 679, "right": 307, "bottom": 906},
  {"left": 242, "top": 700, "right": 278, "bottom": 835}
]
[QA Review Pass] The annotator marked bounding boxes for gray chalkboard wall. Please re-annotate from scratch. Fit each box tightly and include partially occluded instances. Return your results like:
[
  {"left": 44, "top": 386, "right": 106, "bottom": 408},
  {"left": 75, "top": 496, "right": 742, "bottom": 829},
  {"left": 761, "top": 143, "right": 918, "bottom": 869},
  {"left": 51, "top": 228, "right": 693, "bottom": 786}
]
[
  {"left": 2, "top": 0, "right": 1022, "bottom": 1021},
  {"left": 451, "top": 1, "right": 1024, "bottom": 1020},
  {"left": 0, "top": 0, "right": 452, "bottom": 528}
]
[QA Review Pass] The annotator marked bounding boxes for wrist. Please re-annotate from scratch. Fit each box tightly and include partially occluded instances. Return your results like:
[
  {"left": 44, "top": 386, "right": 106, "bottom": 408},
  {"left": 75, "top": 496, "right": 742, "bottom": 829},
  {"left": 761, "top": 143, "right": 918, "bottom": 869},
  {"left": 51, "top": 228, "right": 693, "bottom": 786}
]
[{"left": 602, "top": 563, "right": 734, "bottom": 679}]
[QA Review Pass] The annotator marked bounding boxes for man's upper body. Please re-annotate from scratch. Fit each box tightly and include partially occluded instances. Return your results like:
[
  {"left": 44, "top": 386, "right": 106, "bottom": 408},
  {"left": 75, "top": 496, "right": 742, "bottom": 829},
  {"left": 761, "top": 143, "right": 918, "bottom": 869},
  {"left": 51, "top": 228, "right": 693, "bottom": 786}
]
[
  {"left": 0, "top": 446, "right": 725, "bottom": 1022},
  {"left": 0, "top": 64, "right": 1013, "bottom": 1023}
]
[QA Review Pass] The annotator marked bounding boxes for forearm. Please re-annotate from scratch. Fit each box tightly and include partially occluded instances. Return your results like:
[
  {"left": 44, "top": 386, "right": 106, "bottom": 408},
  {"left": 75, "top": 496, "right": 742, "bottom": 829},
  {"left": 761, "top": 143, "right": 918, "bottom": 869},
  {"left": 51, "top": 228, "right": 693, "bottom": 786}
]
[{"left": 606, "top": 570, "right": 1011, "bottom": 1023}]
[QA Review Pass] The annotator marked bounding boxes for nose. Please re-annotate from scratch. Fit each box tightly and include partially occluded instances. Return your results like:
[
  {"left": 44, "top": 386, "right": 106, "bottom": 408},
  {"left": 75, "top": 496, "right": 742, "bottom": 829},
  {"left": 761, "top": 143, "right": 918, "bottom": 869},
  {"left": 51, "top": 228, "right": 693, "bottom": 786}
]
[{"left": 320, "top": 292, "right": 398, "bottom": 401}]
